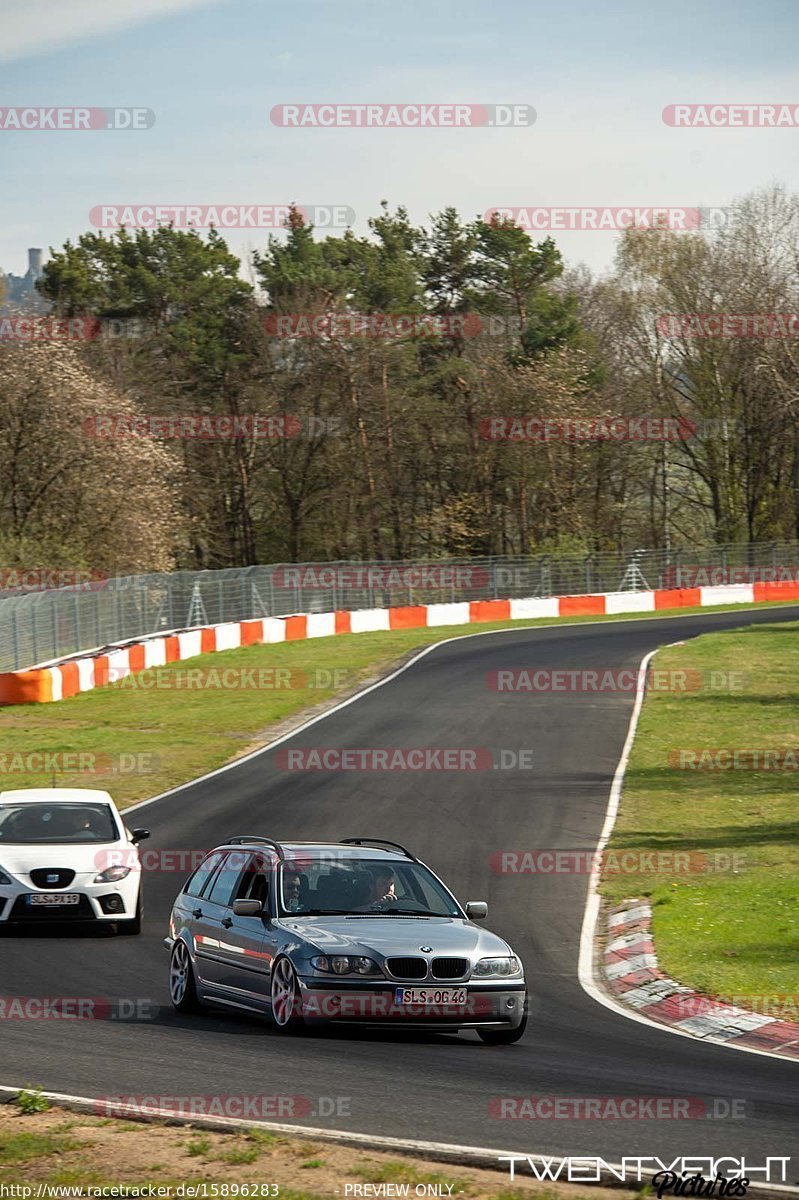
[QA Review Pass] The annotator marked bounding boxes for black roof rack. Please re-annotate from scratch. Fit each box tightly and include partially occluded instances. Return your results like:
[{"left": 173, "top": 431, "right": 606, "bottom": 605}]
[
  {"left": 340, "top": 838, "right": 417, "bottom": 861},
  {"left": 226, "top": 836, "right": 285, "bottom": 860}
]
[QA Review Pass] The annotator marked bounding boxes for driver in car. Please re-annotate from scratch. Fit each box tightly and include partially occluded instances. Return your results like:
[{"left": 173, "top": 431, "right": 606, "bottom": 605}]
[{"left": 360, "top": 866, "right": 397, "bottom": 907}]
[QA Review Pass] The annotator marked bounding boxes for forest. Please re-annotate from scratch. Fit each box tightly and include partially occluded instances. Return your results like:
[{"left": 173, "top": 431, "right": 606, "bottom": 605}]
[{"left": 1, "top": 185, "right": 797, "bottom": 574}]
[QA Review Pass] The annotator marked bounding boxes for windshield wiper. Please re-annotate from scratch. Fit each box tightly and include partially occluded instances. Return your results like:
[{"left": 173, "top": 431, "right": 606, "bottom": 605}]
[
  {"left": 285, "top": 907, "right": 444, "bottom": 918},
  {"left": 286, "top": 908, "right": 352, "bottom": 916},
  {"left": 377, "top": 908, "right": 440, "bottom": 916}
]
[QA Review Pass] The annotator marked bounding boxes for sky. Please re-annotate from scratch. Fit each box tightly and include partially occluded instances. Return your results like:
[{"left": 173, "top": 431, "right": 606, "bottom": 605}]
[{"left": 1, "top": 0, "right": 797, "bottom": 281}]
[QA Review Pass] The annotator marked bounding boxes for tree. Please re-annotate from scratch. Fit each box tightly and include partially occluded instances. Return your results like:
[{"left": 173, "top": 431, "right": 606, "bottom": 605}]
[{"left": 0, "top": 341, "right": 180, "bottom": 573}]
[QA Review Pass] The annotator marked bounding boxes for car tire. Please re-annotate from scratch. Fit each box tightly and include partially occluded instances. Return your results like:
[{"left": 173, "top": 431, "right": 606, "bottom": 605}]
[
  {"left": 169, "top": 939, "right": 201, "bottom": 1013},
  {"left": 477, "top": 1008, "right": 527, "bottom": 1045},
  {"left": 270, "top": 957, "right": 305, "bottom": 1034},
  {"left": 116, "top": 888, "right": 143, "bottom": 935}
]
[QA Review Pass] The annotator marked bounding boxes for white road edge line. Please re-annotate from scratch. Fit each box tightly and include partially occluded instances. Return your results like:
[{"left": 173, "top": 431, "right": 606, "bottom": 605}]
[
  {"left": 0, "top": 1085, "right": 797, "bottom": 1198},
  {"left": 576, "top": 643, "right": 799, "bottom": 1066}
]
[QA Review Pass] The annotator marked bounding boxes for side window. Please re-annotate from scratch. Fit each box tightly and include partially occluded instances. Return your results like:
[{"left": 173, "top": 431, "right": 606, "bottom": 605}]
[
  {"left": 235, "top": 855, "right": 272, "bottom": 906},
  {"left": 184, "top": 851, "right": 224, "bottom": 898},
  {"left": 206, "top": 851, "right": 249, "bottom": 907}
]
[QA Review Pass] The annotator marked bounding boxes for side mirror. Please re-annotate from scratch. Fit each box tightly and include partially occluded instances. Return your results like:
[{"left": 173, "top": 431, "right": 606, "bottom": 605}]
[
  {"left": 131, "top": 828, "right": 150, "bottom": 844},
  {"left": 465, "top": 901, "right": 488, "bottom": 920},
  {"left": 233, "top": 899, "right": 264, "bottom": 917}
]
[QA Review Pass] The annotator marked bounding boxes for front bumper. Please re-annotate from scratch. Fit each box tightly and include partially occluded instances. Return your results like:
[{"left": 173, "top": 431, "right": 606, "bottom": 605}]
[
  {"left": 297, "top": 977, "right": 527, "bottom": 1028},
  {"left": 0, "top": 878, "right": 139, "bottom": 923}
]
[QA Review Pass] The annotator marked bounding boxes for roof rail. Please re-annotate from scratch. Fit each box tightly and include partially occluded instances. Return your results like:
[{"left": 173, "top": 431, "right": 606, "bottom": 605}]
[
  {"left": 340, "top": 838, "right": 417, "bottom": 861},
  {"left": 226, "top": 835, "right": 285, "bottom": 860}
]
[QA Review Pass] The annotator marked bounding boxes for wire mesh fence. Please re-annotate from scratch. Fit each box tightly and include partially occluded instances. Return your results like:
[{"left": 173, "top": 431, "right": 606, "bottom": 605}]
[{"left": 1, "top": 542, "right": 798, "bottom": 672}]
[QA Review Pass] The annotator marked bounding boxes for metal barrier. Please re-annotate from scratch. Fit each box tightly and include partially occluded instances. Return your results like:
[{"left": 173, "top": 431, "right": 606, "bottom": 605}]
[{"left": 1, "top": 543, "right": 798, "bottom": 672}]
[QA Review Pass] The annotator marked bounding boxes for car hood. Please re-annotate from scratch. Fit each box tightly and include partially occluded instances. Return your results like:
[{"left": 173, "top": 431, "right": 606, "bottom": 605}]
[
  {"left": 0, "top": 840, "right": 131, "bottom": 876},
  {"left": 281, "top": 915, "right": 511, "bottom": 957}
]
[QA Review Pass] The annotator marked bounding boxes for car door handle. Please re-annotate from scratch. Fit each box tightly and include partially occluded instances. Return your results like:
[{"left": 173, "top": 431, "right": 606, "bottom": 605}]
[
  {"left": 192, "top": 908, "right": 203, "bottom": 918},
  {"left": 221, "top": 916, "right": 233, "bottom": 928}
]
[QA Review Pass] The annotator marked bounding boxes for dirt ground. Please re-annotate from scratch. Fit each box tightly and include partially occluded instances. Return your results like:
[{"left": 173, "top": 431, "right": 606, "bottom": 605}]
[{"left": 0, "top": 1101, "right": 646, "bottom": 1199}]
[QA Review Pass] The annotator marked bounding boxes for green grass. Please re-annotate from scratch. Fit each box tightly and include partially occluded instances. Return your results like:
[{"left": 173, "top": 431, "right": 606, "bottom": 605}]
[
  {"left": 0, "top": 599, "right": 794, "bottom": 809},
  {"left": 602, "top": 620, "right": 799, "bottom": 999},
  {"left": 244, "top": 1127, "right": 284, "bottom": 1147},
  {"left": 185, "top": 1135, "right": 211, "bottom": 1157},
  {"left": 0, "top": 1128, "right": 78, "bottom": 1165},
  {"left": 33, "top": 1166, "right": 108, "bottom": 1188},
  {"left": 216, "top": 1144, "right": 261, "bottom": 1165},
  {"left": 13, "top": 1088, "right": 50, "bottom": 1115}
]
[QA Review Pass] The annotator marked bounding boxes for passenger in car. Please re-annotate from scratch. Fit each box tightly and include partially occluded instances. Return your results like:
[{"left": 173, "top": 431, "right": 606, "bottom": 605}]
[{"left": 282, "top": 870, "right": 303, "bottom": 911}]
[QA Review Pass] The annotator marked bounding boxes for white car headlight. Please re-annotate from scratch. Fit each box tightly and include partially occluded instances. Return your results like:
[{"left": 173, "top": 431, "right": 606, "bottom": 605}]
[
  {"left": 310, "top": 955, "right": 381, "bottom": 976},
  {"left": 472, "top": 955, "right": 521, "bottom": 978},
  {"left": 93, "top": 866, "right": 132, "bottom": 883}
]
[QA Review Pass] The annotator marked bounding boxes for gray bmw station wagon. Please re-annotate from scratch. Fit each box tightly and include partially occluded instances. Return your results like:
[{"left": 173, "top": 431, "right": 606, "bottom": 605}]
[{"left": 165, "top": 837, "right": 527, "bottom": 1042}]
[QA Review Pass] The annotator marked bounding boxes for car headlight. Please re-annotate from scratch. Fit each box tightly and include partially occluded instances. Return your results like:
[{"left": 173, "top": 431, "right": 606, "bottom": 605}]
[
  {"left": 472, "top": 955, "right": 521, "bottom": 978},
  {"left": 0, "top": 868, "right": 11, "bottom": 886},
  {"left": 310, "top": 955, "right": 381, "bottom": 976},
  {"left": 350, "top": 956, "right": 379, "bottom": 975},
  {"left": 93, "top": 866, "right": 132, "bottom": 883}
]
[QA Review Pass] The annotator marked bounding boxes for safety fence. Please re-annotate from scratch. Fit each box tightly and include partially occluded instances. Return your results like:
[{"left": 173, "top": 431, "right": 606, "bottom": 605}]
[{"left": 1, "top": 542, "right": 799, "bottom": 671}]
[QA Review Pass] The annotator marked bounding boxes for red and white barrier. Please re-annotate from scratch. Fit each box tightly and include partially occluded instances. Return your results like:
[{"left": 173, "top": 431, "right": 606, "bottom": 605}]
[
  {"left": 1, "top": 581, "right": 796, "bottom": 706},
  {"left": 605, "top": 900, "right": 799, "bottom": 1058}
]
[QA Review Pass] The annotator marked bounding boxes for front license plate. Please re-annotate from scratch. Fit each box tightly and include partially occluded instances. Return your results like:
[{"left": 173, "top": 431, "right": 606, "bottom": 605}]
[
  {"left": 27, "top": 893, "right": 81, "bottom": 907},
  {"left": 394, "top": 987, "right": 467, "bottom": 1005}
]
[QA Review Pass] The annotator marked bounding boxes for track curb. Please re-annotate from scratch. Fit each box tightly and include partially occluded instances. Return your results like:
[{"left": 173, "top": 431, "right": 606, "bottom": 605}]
[
  {"left": 603, "top": 900, "right": 799, "bottom": 1060},
  {"left": 1, "top": 1086, "right": 798, "bottom": 1198}
]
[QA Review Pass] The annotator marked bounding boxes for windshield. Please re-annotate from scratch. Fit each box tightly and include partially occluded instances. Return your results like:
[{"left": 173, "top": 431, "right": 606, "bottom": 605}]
[
  {"left": 0, "top": 802, "right": 118, "bottom": 844},
  {"left": 278, "top": 856, "right": 461, "bottom": 917}
]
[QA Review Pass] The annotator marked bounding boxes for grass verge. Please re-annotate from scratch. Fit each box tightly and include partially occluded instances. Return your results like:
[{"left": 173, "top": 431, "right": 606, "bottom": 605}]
[
  {"left": 0, "top": 1102, "right": 646, "bottom": 1198},
  {"left": 601, "top": 619, "right": 799, "bottom": 1003},
  {"left": 0, "top": 600, "right": 795, "bottom": 809}
]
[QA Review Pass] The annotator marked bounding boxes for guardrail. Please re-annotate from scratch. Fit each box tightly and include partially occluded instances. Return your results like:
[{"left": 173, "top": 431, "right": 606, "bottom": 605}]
[
  {"left": 1, "top": 543, "right": 798, "bottom": 672},
  {"left": 6, "top": 578, "right": 799, "bottom": 707}
]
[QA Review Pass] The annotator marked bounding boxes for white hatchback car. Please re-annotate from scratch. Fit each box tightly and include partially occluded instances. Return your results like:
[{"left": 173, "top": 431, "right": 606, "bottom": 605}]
[{"left": 0, "top": 788, "right": 149, "bottom": 934}]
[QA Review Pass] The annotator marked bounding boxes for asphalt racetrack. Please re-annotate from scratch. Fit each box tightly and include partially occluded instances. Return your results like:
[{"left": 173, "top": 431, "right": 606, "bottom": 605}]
[{"left": 2, "top": 607, "right": 798, "bottom": 1174}]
